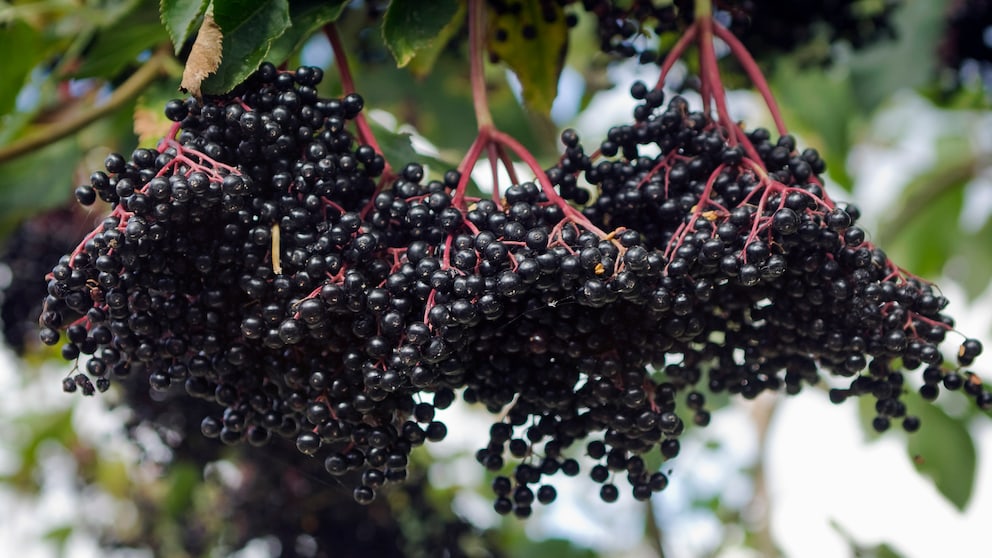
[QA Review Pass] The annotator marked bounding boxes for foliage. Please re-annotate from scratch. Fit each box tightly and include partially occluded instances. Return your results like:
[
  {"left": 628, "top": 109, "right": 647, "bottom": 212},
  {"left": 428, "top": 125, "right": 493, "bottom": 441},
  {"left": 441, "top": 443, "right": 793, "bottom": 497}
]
[{"left": 0, "top": 1, "right": 990, "bottom": 557}]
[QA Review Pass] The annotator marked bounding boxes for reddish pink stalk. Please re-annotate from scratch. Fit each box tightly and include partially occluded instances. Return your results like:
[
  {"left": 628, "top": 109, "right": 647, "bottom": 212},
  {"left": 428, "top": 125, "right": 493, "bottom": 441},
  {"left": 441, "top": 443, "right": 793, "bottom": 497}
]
[
  {"left": 324, "top": 24, "right": 388, "bottom": 167},
  {"left": 468, "top": 0, "right": 494, "bottom": 129},
  {"left": 655, "top": 23, "right": 699, "bottom": 91},
  {"left": 712, "top": 23, "right": 788, "bottom": 137}
]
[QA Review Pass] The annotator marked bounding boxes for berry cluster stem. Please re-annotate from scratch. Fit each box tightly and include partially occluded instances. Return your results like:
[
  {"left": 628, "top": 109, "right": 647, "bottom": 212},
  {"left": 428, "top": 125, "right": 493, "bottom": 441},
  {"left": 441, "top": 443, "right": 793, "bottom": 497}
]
[
  {"left": 469, "top": 0, "right": 495, "bottom": 130},
  {"left": 324, "top": 24, "right": 390, "bottom": 177}
]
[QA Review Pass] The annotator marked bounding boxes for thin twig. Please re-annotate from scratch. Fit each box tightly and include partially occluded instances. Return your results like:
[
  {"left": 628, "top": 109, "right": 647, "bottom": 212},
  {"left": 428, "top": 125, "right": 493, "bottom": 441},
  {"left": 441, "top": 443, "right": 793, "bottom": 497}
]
[{"left": 0, "top": 50, "right": 171, "bottom": 165}]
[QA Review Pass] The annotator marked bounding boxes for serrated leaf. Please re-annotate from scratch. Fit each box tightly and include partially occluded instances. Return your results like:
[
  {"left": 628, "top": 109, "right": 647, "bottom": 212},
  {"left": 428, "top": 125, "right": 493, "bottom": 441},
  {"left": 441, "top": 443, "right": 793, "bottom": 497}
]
[
  {"left": 877, "top": 136, "right": 972, "bottom": 278},
  {"left": 200, "top": 0, "right": 291, "bottom": 95},
  {"left": 181, "top": 9, "right": 223, "bottom": 97},
  {"left": 161, "top": 0, "right": 210, "bottom": 53},
  {"left": 857, "top": 390, "right": 884, "bottom": 442},
  {"left": 266, "top": 0, "right": 350, "bottom": 65},
  {"left": 405, "top": 1, "right": 466, "bottom": 78},
  {"left": 905, "top": 392, "right": 976, "bottom": 511},
  {"left": 382, "top": 0, "right": 460, "bottom": 68},
  {"left": 0, "top": 19, "right": 43, "bottom": 117},
  {"left": 487, "top": 1, "right": 568, "bottom": 114}
]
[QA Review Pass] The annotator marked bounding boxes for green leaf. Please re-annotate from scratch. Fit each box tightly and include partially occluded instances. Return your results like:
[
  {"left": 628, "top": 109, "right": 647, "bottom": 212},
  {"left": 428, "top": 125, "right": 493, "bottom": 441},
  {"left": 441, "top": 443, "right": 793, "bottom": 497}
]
[
  {"left": 200, "top": 0, "right": 291, "bottom": 95},
  {"left": 956, "top": 217, "right": 992, "bottom": 300},
  {"left": 0, "top": 409, "right": 76, "bottom": 492},
  {"left": 382, "top": 0, "right": 460, "bottom": 68},
  {"left": 42, "top": 526, "right": 74, "bottom": 555},
  {"left": 0, "top": 136, "right": 81, "bottom": 236},
  {"left": 160, "top": 0, "right": 209, "bottom": 53},
  {"left": 487, "top": 1, "right": 569, "bottom": 114},
  {"left": 905, "top": 392, "right": 977, "bottom": 511},
  {"left": 366, "top": 119, "right": 458, "bottom": 174},
  {"left": 404, "top": 1, "right": 465, "bottom": 78},
  {"left": 164, "top": 462, "right": 201, "bottom": 517},
  {"left": 877, "top": 136, "right": 972, "bottom": 277},
  {"left": 507, "top": 537, "right": 596, "bottom": 558},
  {"left": 0, "top": 19, "right": 43, "bottom": 117},
  {"left": 848, "top": 0, "right": 947, "bottom": 113},
  {"left": 73, "top": 2, "right": 171, "bottom": 79},
  {"left": 830, "top": 520, "right": 905, "bottom": 558},
  {"left": 771, "top": 60, "right": 857, "bottom": 190},
  {"left": 266, "top": 0, "right": 350, "bottom": 65},
  {"left": 857, "top": 390, "right": 884, "bottom": 442}
]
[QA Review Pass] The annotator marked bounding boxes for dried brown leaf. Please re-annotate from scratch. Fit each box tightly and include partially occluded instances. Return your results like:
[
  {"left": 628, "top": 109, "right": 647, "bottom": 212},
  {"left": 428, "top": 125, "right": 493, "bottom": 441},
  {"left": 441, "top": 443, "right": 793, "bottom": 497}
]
[{"left": 180, "top": 11, "right": 223, "bottom": 98}]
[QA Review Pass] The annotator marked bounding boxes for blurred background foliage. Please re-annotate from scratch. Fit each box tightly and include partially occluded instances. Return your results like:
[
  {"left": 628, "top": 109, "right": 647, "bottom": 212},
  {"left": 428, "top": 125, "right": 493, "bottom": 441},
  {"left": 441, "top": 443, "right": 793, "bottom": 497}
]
[{"left": 0, "top": 0, "right": 990, "bottom": 556}]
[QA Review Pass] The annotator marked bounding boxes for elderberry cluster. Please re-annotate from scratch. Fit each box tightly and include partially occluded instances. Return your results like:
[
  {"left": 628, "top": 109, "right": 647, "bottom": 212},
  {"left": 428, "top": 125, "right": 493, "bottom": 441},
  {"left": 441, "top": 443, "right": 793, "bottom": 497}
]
[
  {"left": 39, "top": 60, "right": 990, "bottom": 519},
  {"left": 547, "top": 81, "right": 991, "bottom": 432},
  {"left": 574, "top": 0, "right": 899, "bottom": 65}
]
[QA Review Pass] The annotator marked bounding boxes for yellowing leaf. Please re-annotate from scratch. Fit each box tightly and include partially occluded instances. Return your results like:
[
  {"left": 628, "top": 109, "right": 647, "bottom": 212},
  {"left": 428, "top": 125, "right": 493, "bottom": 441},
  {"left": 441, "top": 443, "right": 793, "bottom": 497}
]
[
  {"left": 181, "top": 10, "right": 223, "bottom": 97},
  {"left": 487, "top": 2, "right": 569, "bottom": 114},
  {"left": 133, "top": 106, "right": 170, "bottom": 148}
]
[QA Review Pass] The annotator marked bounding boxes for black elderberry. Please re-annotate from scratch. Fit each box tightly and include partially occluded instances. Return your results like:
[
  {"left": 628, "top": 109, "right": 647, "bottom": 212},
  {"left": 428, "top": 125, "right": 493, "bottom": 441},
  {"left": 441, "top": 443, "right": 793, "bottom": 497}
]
[{"left": 599, "top": 484, "right": 619, "bottom": 503}]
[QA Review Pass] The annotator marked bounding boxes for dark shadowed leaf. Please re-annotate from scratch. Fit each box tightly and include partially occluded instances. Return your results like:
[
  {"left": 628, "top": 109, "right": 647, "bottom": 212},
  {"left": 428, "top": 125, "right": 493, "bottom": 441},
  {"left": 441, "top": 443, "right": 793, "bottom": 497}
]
[
  {"left": 266, "top": 0, "right": 350, "bottom": 64},
  {"left": 405, "top": 2, "right": 465, "bottom": 78},
  {"left": 848, "top": 0, "right": 947, "bottom": 114},
  {"left": 382, "top": 0, "right": 461, "bottom": 68}
]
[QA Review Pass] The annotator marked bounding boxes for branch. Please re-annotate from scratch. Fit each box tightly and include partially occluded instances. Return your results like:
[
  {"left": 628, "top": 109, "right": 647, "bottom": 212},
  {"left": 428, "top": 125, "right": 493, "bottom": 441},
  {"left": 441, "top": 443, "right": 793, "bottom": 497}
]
[{"left": 0, "top": 50, "right": 171, "bottom": 165}]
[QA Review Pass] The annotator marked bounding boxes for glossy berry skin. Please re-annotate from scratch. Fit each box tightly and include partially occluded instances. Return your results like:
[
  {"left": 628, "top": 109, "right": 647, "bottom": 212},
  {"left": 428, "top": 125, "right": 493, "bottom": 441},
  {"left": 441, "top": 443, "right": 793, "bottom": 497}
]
[{"left": 34, "top": 56, "right": 990, "bottom": 521}]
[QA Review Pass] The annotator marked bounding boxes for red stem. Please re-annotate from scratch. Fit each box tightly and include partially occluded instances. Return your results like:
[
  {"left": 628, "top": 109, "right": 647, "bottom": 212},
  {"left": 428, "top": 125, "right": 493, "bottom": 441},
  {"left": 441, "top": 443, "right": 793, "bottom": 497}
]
[
  {"left": 712, "top": 23, "right": 788, "bottom": 137},
  {"left": 324, "top": 25, "right": 388, "bottom": 168},
  {"left": 490, "top": 129, "right": 609, "bottom": 238},
  {"left": 697, "top": 16, "right": 736, "bottom": 146},
  {"left": 452, "top": 133, "right": 490, "bottom": 208},
  {"left": 655, "top": 23, "right": 699, "bottom": 91},
  {"left": 468, "top": 0, "right": 495, "bottom": 129}
]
